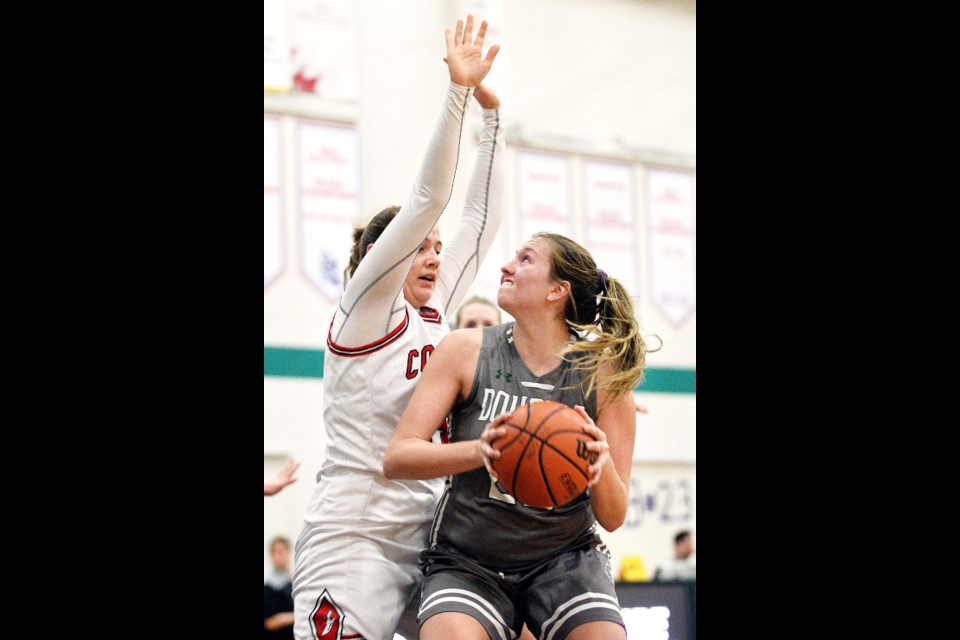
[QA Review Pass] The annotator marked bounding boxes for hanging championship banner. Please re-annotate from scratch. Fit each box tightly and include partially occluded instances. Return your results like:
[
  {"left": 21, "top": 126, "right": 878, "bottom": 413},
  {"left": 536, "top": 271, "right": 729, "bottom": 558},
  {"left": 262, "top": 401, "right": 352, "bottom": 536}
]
[
  {"left": 583, "top": 159, "right": 637, "bottom": 297},
  {"left": 287, "top": 0, "right": 358, "bottom": 99},
  {"left": 297, "top": 120, "right": 360, "bottom": 302},
  {"left": 516, "top": 149, "right": 573, "bottom": 245},
  {"left": 646, "top": 168, "right": 696, "bottom": 327},
  {"left": 263, "top": 0, "right": 292, "bottom": 93},
  {"left": 264, "top": 116, "right": 284, "bottom": 289}
]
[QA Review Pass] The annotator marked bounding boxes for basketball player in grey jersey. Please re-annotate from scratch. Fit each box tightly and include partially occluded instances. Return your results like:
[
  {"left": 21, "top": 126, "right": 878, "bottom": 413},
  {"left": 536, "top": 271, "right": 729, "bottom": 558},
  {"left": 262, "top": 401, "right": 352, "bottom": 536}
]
[
  {"left": 385, "top": 232, "right": 657, "bottom": 640},
  {"left": 435, "top": 322, "right": 600, "bottom": 569}
]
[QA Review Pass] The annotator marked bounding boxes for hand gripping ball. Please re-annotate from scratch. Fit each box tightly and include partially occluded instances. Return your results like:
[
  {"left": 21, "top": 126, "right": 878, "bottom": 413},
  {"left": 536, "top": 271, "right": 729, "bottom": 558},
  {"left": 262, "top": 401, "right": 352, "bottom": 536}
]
[{"left": 491, "top": 400, "right": 597, "bottom": 508}]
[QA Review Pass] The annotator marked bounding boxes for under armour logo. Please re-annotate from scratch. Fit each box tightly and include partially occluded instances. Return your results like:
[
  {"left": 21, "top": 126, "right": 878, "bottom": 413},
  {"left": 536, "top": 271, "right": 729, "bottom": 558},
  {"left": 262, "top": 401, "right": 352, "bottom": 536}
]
[{"left": 495, "top": 369, "right": 513, "bottom": 382}]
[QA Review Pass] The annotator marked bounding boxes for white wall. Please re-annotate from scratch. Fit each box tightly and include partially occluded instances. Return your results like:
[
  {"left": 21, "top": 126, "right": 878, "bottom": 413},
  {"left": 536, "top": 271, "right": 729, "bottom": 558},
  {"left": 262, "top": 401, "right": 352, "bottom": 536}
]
[{"left": 264, "top": 0, "right": 696, "bottom": 581}]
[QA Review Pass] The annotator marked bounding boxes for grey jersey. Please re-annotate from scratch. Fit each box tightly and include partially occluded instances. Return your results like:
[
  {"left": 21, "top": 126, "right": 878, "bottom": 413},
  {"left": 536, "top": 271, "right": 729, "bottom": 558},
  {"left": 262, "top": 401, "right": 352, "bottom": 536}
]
[{"left": 427, "top": 322, "right": 600, "bottom": 572}]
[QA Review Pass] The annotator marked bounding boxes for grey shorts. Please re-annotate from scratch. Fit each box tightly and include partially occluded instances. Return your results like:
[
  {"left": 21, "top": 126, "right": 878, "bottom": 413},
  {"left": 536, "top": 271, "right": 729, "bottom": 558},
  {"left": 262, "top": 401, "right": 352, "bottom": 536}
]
[{"left": 418, "top": 541, "right": 624, "bottom": 639}]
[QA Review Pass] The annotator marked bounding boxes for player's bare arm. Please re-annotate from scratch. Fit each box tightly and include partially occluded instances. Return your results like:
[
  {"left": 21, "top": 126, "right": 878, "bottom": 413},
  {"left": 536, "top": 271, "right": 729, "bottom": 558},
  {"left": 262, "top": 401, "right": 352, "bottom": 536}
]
[
  {"left": 384, "top": 329, "right": 483, "bottom": 480},
  {"left": 587, "top": 385, "right": 636, "bottom": 532}
]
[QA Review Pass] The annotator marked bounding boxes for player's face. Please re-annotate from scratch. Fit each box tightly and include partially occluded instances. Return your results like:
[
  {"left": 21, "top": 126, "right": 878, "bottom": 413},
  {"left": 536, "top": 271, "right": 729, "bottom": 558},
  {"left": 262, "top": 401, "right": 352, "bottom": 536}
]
[
  {"left": 403, "top": 226, "right": 442, "bottom": 308},
  {"left": 457, "top": 302, "right": 500, "bottom": 329},
  {"left": 497, "top": 237, "right": 554, "bottom": 314}
]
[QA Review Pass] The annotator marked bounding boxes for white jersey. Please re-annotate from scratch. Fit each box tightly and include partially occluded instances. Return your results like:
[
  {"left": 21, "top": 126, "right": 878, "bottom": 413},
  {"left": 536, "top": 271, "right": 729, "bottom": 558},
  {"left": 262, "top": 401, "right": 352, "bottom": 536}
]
[
  {"left": 294, "top": 83, "right": 504, "bottom": 640},
  {"left": 320, "top": 302, "right": 451, "bottom": 524}
]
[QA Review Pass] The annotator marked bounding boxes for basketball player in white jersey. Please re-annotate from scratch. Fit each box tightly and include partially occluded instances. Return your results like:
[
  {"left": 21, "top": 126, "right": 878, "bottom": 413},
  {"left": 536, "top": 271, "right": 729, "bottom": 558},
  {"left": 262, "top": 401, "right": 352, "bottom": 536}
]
[
  {"left": 292, "top": 15, "right": 503, "bottom": 640},
  {"left": 384, "top": 232, "right": 657, "bottom": 640}
]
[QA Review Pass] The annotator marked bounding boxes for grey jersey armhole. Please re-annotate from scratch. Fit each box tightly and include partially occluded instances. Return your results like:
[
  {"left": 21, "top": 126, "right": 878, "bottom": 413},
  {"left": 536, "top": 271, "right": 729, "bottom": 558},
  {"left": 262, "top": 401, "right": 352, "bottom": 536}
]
[{"left": 455, "top": 323, "right": 509, "bottom": 412}]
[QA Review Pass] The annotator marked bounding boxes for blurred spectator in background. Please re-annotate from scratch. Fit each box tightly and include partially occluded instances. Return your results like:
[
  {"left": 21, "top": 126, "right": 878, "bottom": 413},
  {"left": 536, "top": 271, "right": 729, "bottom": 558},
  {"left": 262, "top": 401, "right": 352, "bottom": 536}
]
[
  {"left": 653, "top": 529, "right": 696, "bottom": 581},
  {"left": 264, "top": 536, "right": 295, "bottom": 639},
  {"left": 454, "top": 294, "right": 501, "bottom": 329}
]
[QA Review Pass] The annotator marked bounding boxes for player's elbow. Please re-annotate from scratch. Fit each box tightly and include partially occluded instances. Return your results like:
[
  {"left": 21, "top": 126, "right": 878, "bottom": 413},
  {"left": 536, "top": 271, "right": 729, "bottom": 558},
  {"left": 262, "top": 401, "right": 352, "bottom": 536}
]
[
  {"left": 383, "top": 440, "right": 417, "bottom": 480},
  {"left": 596, "top": 509, "right": 626, "bottom": 532},
  {"left": 413, "top": 185, "right": 448, "bottom": 212},
  {"left": 382, "top": 449, "right": 401, "bottom": 480}
]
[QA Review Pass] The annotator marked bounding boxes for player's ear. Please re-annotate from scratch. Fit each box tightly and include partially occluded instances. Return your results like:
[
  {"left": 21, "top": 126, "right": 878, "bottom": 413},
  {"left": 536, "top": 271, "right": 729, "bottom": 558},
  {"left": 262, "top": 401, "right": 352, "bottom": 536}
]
[
  {"left": 366, "top": 242, "right": 375, "bottom": 253},
  {"left": 546, "top": 280, "right": 570, "bottom": 303}
]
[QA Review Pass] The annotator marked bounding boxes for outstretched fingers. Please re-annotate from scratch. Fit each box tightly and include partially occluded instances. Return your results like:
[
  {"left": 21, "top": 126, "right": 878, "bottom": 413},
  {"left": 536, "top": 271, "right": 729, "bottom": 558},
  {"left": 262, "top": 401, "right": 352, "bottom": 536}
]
[
  {"left": 444, "top": 15, "right": 499, "bottom": 87},
  {"left": 454, "top": 18, "right": 464, "bottom": 45},
  {"left": 473, "top": 18, "right": 487, "bottom": 48}
]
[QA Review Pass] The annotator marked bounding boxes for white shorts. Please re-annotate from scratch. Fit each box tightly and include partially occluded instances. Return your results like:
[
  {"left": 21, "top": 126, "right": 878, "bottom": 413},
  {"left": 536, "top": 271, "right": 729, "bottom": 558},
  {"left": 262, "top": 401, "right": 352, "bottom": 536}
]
[{"left": 292, "top": 474, "right": 432, "bottom": 640}]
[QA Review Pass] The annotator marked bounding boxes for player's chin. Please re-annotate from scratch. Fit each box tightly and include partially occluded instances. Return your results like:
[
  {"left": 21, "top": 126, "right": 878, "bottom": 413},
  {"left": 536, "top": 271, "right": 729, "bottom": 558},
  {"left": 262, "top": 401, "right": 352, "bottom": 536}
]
[{"left": 408, "top": 282, "right": 434, "bottom": 306}]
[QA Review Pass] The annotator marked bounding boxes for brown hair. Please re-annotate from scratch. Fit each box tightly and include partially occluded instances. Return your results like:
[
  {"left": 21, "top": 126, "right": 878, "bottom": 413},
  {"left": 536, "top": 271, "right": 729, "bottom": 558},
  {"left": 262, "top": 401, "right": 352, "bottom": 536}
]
[
  {"left": 534, "top": 232, "right": 660, "bottom": 407},
  {"left": 455, "top": 295, "right": 502, "bottom": 328},
  {"left": 342, "top": 206, "right": 401, "bottom": 286},
  {"left": 269, "top": 536, "right": 291, "bottom": 551}
]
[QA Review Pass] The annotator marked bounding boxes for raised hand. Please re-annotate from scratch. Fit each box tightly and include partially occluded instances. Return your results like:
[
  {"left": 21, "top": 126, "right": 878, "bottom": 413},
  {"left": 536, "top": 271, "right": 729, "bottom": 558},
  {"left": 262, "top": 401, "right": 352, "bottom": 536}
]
[
  {"left": 264, "top": 458, "right": 300, "bottom": 496},
  {"left": 444, "top": 15, "right": 500, "bottom": 88}
]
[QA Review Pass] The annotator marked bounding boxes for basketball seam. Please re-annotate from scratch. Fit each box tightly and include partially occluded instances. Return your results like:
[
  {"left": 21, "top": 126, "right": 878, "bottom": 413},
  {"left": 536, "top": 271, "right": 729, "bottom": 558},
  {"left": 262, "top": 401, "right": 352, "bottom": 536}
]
[
  {"left": 538, "top": 431, "right": 593, "bottom": 506},
  {"left": 493, "top": 402, "right": 595, "bottom": 508},
  {"left": 508, "top": 408, "right": 534, "bottom": 498}
]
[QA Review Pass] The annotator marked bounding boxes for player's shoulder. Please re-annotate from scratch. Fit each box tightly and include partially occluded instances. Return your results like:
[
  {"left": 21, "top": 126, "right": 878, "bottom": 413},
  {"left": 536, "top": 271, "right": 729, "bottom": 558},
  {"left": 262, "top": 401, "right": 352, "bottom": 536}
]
[
  {"left": 442, "top": 327, "right": 484, "bottom": 349},
  {"left": 432, "top": 329, "right": 483, "bottom": 375}
]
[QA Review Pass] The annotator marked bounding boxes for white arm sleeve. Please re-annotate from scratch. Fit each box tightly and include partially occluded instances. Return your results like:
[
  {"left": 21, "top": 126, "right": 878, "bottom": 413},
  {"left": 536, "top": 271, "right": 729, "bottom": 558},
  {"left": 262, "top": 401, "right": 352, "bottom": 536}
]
[
  {"left": 331, "top": 83, "right": 472, "bottom": 346},
  {"left": 435, "top": 106, "right": 505, "bottom": 316}
]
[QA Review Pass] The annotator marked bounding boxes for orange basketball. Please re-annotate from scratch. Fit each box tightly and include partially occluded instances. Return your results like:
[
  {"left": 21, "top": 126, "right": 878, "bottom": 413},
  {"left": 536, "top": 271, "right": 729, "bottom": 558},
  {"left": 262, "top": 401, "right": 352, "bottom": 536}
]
[{"left": 491, "top": 400, "right": 597, "bottom": 508}]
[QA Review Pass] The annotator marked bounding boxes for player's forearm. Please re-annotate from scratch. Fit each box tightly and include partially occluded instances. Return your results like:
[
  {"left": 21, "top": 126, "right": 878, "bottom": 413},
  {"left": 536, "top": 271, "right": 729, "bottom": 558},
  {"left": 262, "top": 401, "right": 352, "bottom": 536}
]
[
  {"left": 384, "top": 438, "right": 481, "bottom": 480},
  {"left": 436, "top": 107, "right": 505, "bottom": 312},
  {"left": 462, "top": 108, "right": 505, "bottom": 236},
  {"left": 401, "top": 83, "right": 471, "bottom": 224},
  {"left": 589, "top": 463, "right": 630, "bottom": 531}
]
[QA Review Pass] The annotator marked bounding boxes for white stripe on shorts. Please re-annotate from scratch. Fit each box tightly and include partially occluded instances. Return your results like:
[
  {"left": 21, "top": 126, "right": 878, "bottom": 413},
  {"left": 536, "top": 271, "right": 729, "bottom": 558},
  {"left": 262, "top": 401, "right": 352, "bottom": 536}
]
[
  {"left": 541, "top": 592, "right": 620, "bottom": 640},
  {"left": 420, "top": 588, "right": 516, "bottom": 640}
]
